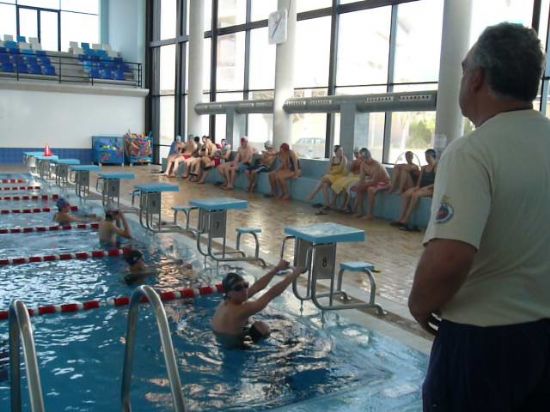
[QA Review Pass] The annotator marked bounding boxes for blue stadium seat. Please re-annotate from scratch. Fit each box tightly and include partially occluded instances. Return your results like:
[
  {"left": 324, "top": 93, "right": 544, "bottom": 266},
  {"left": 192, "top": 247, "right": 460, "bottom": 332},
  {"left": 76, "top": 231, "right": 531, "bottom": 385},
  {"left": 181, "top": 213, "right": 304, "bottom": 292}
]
[
  {"left": 26, "top": 56, "right": 37, "bottom": 65},
  {"left": 29, "top": 64, "right": 41, "bottom": 74},
  {"left": 21, "top": 48, "right": 34, "bottom": 55},
  {"left": 115, "top": 70, "right": 125, "bottom": 81},
  {"left": 0, "top": 47, "right": 6, "bottom": 53},
  {"left": 17, "top": 63, "right": 28, "bottom": 73},
  {"left": 17, "top": 36, "right": 26, "bottom": 43},
  {"left": 5, "top": 41, "right": 17, "bottom": 49},
  {"left": 37, "top": 56, "right": 50, "bottom": 65},
  {"left": 42, "top": 65, "right": 55, "bottom": 75},
  {"left": 81, "top": 42, "right": 90, "bottom": 50},
  {"left": 35, "top": 50, "right": 46, "bottom": 56},
  {"left": 0, "top": 54, "right": 9, "bottom": 63},
  {"left": 1, "top": 62, "right": 14, "bottom": 72}
]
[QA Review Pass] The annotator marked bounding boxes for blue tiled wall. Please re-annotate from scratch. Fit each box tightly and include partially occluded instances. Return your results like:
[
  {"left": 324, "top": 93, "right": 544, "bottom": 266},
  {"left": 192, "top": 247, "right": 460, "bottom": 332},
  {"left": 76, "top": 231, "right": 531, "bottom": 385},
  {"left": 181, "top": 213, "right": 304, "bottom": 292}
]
[{"left": 0, "top": 148, "right": 93, "bottom": 165}]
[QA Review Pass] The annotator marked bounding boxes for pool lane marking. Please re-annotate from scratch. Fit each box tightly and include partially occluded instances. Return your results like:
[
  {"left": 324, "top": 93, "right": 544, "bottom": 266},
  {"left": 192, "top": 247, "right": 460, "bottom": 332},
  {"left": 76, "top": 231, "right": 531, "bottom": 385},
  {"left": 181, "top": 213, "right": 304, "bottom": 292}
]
[
  {"left": 0, "top": 179, "right": 27, "bottom": 184},
  {"left": 0, "top": 206, "right": 78, "bottom": 214},
  {"left": 0, "top": 284, "right": 224, "bottom": 320},
  {"left": 0, "top": 247, "right": 130, "bottom": 266},
  {"left": 0, "top": 222, "right": 99, "bottom": 234},
  {"left": 0, "top": 194, "right": 59, "bottom": 202},
  {"left": 0, "top": 186, "right": 41, "bottom": 191}
]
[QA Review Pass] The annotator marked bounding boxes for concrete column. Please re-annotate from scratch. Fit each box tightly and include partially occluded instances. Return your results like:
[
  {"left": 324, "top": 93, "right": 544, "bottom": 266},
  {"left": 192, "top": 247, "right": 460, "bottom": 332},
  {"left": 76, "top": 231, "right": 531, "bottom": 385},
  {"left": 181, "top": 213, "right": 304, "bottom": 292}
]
[
  {"left": 339, "top": 103, "right": 356, "bottom": 157},
  {"left": 272, "top": 0, "right": 297, "bottom": 149},
  {"left": 187, "top": 0, "right": 205, "bottom": 136},
  {"left": 225, "top": 110, "right": 246, "bottom": 147},
  {"left": 434, "top": 0, "right": 473, "bottom": 144}
]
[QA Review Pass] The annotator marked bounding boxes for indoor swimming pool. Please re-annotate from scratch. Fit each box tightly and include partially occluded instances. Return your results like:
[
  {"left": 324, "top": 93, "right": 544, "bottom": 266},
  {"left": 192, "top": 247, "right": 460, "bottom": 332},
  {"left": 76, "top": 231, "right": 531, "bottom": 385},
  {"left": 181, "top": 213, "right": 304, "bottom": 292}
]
[{"left": 0, "top": 173, "right": 427, "bottom": 411}]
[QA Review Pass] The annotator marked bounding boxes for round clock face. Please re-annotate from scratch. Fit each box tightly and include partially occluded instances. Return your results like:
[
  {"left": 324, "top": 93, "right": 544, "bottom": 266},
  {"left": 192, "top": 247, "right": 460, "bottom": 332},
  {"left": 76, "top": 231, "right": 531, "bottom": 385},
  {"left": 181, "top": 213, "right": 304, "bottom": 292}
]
[{"left": 268, "top": 10, "right": 287, "bottom": 44}]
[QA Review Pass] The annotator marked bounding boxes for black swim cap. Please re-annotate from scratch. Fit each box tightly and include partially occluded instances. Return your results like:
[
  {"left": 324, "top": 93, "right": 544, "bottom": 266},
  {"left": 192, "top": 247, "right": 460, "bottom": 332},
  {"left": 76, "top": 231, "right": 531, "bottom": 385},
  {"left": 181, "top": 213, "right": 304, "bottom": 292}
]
[
  {"left": 222, "top": 272, "right": 244, "bottom": 294},
  {"left": 124, "top": 249, "right": 143, "bottom": 266}
]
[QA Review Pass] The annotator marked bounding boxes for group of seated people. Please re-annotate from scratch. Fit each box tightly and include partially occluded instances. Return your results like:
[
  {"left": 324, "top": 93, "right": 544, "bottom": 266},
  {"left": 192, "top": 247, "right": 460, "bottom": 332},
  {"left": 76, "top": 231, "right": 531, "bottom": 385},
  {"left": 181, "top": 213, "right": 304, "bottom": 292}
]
[
  {"left": 163, "top": 134, "right": 436, "bottom": 227},
  {"left": 163, "top": 135, "right": 302, "bottom": 200},
  {"left": 306, "top": 147, "right": 437, "bottom": 230}
]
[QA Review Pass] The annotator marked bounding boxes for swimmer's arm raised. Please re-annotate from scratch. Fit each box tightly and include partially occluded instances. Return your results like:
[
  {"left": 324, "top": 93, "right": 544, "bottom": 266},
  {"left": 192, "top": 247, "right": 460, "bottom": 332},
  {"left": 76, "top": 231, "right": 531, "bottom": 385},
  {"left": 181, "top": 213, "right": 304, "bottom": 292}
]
[
  {"left": 248, "top": 260, "right": 289, "bottom": 298},
  {"left": 241, "top": 267, "right": 304, "bottom": 317}
]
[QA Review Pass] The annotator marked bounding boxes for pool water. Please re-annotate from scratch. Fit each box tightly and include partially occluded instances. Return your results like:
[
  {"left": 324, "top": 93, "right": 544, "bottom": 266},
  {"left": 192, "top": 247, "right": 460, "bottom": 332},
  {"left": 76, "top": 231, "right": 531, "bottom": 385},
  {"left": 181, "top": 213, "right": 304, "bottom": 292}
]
[
  {"left": 0, "top": 175, "right": 428, "bottom": 411},
  {"left": 0, "top": 295, "right": 426, "bottom": 411}
]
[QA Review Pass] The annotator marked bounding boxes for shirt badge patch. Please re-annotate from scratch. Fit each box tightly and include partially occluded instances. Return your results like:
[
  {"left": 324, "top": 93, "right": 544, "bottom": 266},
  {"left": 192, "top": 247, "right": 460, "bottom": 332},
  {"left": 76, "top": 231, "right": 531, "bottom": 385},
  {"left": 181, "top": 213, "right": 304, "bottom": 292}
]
[{"left": 435, "top": 200, "right": 454, "bottom": 224}]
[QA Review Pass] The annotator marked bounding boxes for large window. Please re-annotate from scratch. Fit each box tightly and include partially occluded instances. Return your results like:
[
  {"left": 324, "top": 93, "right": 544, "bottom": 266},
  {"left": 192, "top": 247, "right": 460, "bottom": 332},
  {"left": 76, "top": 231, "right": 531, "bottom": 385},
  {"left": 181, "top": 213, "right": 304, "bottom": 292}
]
[
  {"left": 217, "top": 32, "right": 246, "bottom": 91},
  {"left": 249, "top": 27, "right": 275, "bottom": 90},
  {"left": 388, "top": 112, "right": 437, "bottom": 164},
  {"left": 148, "top": 0, "right": 550, "bottom": 164},
  {"left": 60, "top": 11, "right": 98, "bottom": 51},
  {"left": 337, "top": 7, "right": 392, "bottom": 87},
  {"left": 393, "top": 0, "right": 443, "bottom": 84},
  {"left": 0, "top": 1, "right": 99, "bottom": 51},
  {"left": 295, "top": 17, "right": 331, "bottom": 88},
  {"left": 218, "top": 0, "right": 246, "bottom": 28}
]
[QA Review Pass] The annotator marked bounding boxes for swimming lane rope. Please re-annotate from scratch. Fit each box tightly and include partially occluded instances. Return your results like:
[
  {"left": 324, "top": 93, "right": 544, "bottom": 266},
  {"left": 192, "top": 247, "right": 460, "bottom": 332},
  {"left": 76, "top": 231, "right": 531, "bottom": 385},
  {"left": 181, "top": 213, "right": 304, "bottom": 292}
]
[
  {"left": 0, "top": 185, "right": 41, "bottom": 191},
  {"left": 0, "top": 223, "right": 99, "bottom": 235},
  {"left": 0, "top": 179, "right": 27, "bottom": 184},
  {"left": 0, "top": 247, "right": 129, "bottom": 266},
  {"left": 0, "top": 284, "right": 224, "bottom": 321},
  {"left": 0, "top": 194, "right": 58, "bottom": 202},
  {"left": 0, "top": 205, "right": 78, "bottom": 215}
]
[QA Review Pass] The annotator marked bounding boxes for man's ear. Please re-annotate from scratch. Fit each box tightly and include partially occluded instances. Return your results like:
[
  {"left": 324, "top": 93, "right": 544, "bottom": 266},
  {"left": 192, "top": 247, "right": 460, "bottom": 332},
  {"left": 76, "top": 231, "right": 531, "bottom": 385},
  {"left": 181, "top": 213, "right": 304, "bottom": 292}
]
[{"left": 470, "top": 66, "right": 485, "bottom": 92}]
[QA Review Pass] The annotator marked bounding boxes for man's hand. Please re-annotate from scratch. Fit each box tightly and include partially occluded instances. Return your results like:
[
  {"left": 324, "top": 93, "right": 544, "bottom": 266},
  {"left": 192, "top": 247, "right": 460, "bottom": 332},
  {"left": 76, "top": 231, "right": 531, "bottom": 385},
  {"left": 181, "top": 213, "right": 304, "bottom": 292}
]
[
  {"left": 275, "top": 259, "right": 290, "bottom": 271},
  {"left": 413, "top": 312, "right": 441, "bottom": 335}
]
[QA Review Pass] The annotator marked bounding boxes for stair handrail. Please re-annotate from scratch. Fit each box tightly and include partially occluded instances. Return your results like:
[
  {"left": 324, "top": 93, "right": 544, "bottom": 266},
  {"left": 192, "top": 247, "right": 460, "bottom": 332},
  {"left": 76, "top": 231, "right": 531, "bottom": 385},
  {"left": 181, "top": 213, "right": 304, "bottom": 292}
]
[
  {"left": 9, "top": 300, "right": 46, "bottom": 412},
  {"left": 121, "top": 285, "right": 187, "bottom": 412}
]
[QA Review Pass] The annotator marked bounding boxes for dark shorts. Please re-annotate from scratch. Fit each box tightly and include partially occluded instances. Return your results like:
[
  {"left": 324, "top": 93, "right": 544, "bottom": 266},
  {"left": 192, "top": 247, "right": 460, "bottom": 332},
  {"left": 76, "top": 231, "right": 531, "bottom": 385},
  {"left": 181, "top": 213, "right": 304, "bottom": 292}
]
[
  {"left": 243, "top": 324, "right": 265, "bottom": 343},
  {"left": 423, "top": 319, "right": 550, "bottom": 412},
  {"left": 247, "top": 164, "right": 269, "bottom": 174}
]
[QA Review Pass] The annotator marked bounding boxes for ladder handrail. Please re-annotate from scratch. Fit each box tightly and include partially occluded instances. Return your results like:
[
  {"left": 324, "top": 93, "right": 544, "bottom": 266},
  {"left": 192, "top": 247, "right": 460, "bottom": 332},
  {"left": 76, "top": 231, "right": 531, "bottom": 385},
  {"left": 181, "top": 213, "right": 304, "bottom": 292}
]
[
  {"left": 121, "top": 285, "right": 187, "bottom": 412},
  {"left": 9, "top": 300, "right": 46, "bottom": 412}
]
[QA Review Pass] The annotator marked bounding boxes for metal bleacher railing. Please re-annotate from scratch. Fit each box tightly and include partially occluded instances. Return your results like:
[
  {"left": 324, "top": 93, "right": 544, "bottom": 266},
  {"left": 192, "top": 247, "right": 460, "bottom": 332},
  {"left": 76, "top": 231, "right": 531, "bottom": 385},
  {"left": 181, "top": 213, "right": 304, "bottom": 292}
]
[{"left": 0, "top": 41, "right": 142, "bottom": 88}]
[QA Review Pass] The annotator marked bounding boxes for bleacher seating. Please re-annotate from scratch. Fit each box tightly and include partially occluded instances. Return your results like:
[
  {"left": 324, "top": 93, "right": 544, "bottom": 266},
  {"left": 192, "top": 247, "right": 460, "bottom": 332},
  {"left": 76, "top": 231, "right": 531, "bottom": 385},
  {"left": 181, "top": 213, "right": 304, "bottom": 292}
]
[
  {"left": 1, "top": 36, "right": 137, "bottom": 85},
  {"left": 76, "top": 41, "right": 132, "bottom": 81}
]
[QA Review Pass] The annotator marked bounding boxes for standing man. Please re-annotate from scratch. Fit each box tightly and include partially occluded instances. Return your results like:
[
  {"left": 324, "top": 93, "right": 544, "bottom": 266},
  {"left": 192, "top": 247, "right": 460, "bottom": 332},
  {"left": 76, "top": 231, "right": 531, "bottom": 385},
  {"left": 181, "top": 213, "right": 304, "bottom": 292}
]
[{"left": 408, "top": 23, "right": 550, "bottom": 411}]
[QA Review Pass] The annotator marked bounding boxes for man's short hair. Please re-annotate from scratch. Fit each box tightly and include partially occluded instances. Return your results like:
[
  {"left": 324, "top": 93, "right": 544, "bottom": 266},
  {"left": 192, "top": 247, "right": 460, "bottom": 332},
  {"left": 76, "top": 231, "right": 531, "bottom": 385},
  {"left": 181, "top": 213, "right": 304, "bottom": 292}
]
[
  {"left": 222, "top": 272, "right": 245, "bottom": 295},
  {"left": 125, "top": 249, "right": 143, "bottom": 266},
  {"left": 425, "top": 149, "right": 436, "bottom": 158},
  {"left": 359, "top": 148, "right": 371, "bottom": 159},
  {"left": 470, "top": 23, "right": 544, "bottom": 102},
  {"left": 56, "top": 198, "right": 70, "bottom": 211}
]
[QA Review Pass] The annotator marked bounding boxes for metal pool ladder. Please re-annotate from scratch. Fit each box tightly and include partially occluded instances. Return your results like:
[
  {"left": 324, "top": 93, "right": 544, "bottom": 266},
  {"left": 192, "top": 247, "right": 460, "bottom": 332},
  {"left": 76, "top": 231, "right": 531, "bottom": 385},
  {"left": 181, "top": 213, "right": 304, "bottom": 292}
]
[
  {"left": 9, "top": 300, "right": 46, "bottom": 412},
  {"left": 121, "top": 285, "right": 187, "bottom": 412}
]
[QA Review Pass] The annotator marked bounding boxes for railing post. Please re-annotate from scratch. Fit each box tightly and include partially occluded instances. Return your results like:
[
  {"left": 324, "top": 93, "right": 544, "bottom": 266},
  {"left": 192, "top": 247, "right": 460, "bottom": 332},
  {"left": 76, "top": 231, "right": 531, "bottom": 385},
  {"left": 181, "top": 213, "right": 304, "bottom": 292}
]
[
  {"left": 9, "top": 300, "right": 45, "bottom": 412},
  {"left": 121, "top": 285, "right": 187, "bottom": 412},
  {"left": 58, "top": 57, "right": 62, "bottom": 84}
]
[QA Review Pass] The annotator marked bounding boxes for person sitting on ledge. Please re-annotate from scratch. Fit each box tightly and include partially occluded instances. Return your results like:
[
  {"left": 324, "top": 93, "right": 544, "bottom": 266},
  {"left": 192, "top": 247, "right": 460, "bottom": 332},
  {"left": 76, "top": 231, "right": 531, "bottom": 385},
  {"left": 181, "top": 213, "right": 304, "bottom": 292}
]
[
  {"left": 222, "top": 137, "right": 255, "bottom": 190},
  {"left": 389, "top": 150, "right": 420, "bottom": 194},
  {"left": 391, "top": 148, "right": 438, "bottom": 231},
  {"left": 165, "top": 135, "right": 197, "bottom": 177},
  {"left": 199, "top": 138, "right": 231, "bottom": 185},
  {"left": 245, "top": 141, "right": 278, "bottom": 192},
  {"left": 266, "top": 143, "right": 301, "bottom": 200},
  {"left": 350, "top": 149, "right": 390, "bottom": 219},
  {"left": 212, "top": 260, "right": 305, "bottom": 347},
  {"left": 306, "top": 145, "right": 348, "bottom": 210},
  {"left": 333, "top": 147, "right": 363, "bottom": 212}
]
